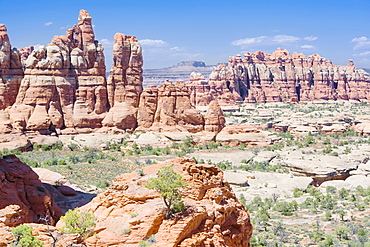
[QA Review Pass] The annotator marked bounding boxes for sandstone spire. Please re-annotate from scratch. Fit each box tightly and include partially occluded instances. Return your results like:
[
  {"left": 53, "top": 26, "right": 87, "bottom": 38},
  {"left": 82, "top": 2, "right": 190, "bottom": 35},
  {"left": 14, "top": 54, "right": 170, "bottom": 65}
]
[{"left": 0, "top": 24, "right": 23, "bottom": 111}]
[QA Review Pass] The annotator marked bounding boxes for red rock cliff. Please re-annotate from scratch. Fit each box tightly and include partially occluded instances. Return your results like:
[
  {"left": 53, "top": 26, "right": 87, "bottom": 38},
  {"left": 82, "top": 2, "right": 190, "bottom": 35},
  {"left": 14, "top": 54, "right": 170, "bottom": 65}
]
[
  {"left": 188, "top": 48, "right": 370, "bottom": 105},
  {"left": 0, "top": 155, "right": 63, "bottom": 226}
]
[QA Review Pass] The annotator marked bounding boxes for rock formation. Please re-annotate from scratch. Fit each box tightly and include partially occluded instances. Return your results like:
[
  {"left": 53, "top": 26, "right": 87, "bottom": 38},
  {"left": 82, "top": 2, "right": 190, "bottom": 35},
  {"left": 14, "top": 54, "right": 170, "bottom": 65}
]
[
  {"left": 204, "top": 100, "right": 226, "bottom": 133},
  {"left": 0, "top": 24, "right": 23, "bottom": 110},
  {"left": 0, "top": 155, "right": 63, "bottom": 226},
  {"left": 137, "top": 82, "right": 205, "bottom": 133},
  {"left": 11, "top": 10, "right": 108, "bottom": 135},
  {"left": 76, "top": 158, "right": 252, "bottom": 246},
  {"left": 216, "top": 125, "right": 280, "bottom": 146},
  {"left": 187, "top": 48, "right": 370, "bottom": 105},
  {"left": 0, "top": 10, "right": 221, "bottom": 139},
  {"left": 101, "top": 33, "right": 143, "bottom": 131}
]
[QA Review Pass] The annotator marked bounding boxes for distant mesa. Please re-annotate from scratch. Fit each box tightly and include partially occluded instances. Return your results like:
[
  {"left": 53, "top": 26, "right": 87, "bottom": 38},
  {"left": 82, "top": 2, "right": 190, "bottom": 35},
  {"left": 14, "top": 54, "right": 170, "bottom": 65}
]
[
  {"left": 169, "top": 60, "right": 207, "bottom": 68},
  {"left": 143, "top": 60, "right": 215, "bottom": 87}
]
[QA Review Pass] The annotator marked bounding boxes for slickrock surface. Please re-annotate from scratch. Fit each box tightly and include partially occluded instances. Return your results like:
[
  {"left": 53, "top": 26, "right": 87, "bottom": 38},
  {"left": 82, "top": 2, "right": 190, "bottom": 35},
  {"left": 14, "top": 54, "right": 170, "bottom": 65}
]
[
  {"left": 186, "top": 48, "right": 370, "bottom": 105},
  {"left": 0, "top": 155, "right": 63, "bottom": 226},
  {"left": 216, "top": 125, "right": 280, "bottom": 146},
  {"left": 77, "top": 158, "right": 252, "bottom": 246}
]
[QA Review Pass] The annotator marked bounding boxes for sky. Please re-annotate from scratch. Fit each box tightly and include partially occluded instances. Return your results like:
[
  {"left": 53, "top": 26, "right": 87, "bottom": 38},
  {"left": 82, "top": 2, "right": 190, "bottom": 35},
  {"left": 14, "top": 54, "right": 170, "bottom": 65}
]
[{"left": 1, "top": 0, "right": 369, "bottom": 69}]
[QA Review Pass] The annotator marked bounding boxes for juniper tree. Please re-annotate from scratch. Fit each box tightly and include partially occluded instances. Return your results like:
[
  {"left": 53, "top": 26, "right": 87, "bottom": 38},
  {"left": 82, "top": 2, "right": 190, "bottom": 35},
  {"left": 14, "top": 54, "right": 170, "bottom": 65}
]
[{"left": 144, "top": 165, "right": 187, "bottom": 218}]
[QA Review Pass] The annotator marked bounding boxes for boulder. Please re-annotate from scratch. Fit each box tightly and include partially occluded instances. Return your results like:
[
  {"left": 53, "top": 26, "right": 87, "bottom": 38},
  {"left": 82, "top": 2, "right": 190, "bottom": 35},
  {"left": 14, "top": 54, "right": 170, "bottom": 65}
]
[
  {"left": 204, "top": 100, "right": 225, "bottom": 133},
  {"left": 0, "top": 155, "right": 63, "bottom": 226},
  {"left": 77, "top": 158, "right": 252, "bottom": 246}
]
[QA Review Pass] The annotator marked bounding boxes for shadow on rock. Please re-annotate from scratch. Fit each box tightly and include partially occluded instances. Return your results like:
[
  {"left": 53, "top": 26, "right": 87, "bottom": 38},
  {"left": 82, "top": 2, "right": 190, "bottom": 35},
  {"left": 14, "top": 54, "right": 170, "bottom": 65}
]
[{"left": 43, "top": 183, "right": 96, "bottom": 213}]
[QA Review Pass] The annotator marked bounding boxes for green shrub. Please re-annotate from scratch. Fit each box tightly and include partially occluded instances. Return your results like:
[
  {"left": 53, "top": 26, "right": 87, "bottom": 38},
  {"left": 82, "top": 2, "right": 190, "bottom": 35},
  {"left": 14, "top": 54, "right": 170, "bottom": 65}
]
[
  {"left": 144, "top": 165, "right": 187, "bottom": 218},
  {"left": 95, "top": 179, "right": 110, "bottom": 189},
  {"left": 57, "top": 159, "right": 67, "bottom": 166},
  {"left": 293, "top": 188, "right": 304, "bottom": 198},
  {"left": 326, "top": 186, "right": 337, "bottom": 194},
  {"left": 11, "top": 224, "right": 44, "bottom": 247},
  {"left": 59, "top": 208, "right": 96, "bottom": 238},
  {"left": 335, "top": 226, "right": 349, "bottom": 240},
  {"left": 41, "top": 145, "right": 51, "bottom": 151},
  {"left": 274, "top": 201, "right": 297, "bottom": 216}
]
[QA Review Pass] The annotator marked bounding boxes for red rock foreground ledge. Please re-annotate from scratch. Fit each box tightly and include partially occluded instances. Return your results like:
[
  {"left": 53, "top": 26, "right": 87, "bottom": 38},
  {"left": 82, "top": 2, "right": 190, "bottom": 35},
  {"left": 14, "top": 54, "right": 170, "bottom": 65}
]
[{"left": 78, "top": 158, "right": 252, "bottom": 246}]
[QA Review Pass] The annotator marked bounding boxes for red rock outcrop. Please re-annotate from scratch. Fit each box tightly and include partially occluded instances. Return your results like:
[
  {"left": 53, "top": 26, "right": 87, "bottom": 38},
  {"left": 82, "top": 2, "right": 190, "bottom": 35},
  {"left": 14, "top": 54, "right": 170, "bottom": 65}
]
[
  {"left": 0, "top": 10, "right": 217, "bottom": 137},
  {"left": 0, "top": 155, "right": 63, "bottom": 226},
  {"left": 102, "top": 33, "right": 143, "bottom": 131},
  {"left": 12, "top": 10, "right": 108, "bottom": 134},
  {"left": 76, "top": 158, "right": 252, "bottom": 246},
  {"left": 187, "top": 48, "right": 370, "bottom": 105},
  {"left": 0, "top": 24, "right": 23, "bottom": 111},
  {"left": 204, "top": 100, "right": 226, "bottom": 133},
  {"left": 137, "top": 82, "right": 205, "bottom": 133}
]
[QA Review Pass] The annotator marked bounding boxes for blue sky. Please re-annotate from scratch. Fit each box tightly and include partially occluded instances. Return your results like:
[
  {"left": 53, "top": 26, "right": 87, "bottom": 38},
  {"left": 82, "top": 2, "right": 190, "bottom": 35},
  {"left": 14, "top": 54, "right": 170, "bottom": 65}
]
[{"left": 2, "top": 0, "right": 369, "bottom": 69}]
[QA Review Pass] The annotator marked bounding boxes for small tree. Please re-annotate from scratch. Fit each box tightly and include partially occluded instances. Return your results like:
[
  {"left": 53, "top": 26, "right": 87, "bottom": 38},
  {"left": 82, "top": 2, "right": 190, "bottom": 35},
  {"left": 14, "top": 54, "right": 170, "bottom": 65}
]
[
  {"left": 10, "top": 224, "right": 44, "bottom": 247},
  {"left": 144, "top": 165, "right": 187, "bottom": 218},
  {"left": 59, "top": 208, "right": 96, "bottom": 238}
]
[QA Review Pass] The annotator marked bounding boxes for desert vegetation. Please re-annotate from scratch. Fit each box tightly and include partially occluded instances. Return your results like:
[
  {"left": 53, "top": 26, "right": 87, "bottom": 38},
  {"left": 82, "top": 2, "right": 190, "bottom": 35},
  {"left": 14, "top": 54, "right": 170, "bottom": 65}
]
[
  {"left": 245, "top": 185, "right": 370, "bottom": 246},
  {"left": 3, "top": 101, "right": 370, "bottom": 245}
]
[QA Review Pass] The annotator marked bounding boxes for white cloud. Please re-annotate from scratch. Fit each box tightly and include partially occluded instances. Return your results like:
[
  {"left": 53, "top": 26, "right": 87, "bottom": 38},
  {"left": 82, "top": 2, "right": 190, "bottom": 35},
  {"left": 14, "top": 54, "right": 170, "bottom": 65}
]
[
  {"left": 231, "top": 35, "right": 301, "bottom": 48},
  {"left": 139, "top": 39, "right": 167, "bottom": 47},
  {"left": 170, "top": 46, "right": 182, "bottom": 51},
  {"left": 45, "top": 22, "right": 53, "bottom": 26},
  {"left": 352, "top": 37, "right": 370, "bottom": 50},
  {"left": 304, "top": 36, "right": 318, "bottom": 41},
  {"left": 301, "top": 45, "right": 314, "bottom": 49},
  {"left": 100, "top": 39, "right": 113, "bottom": 46},
  {"left": 272, "top": 35, "right": 300, "bottom": 43},
  {"left": 231, "top": 36, "right": 268, "bottom": 46},
  {"left": 359, "top": 51, "right": 370, "bottom": 56},
  {"left": 32, "top": 44, "right": 44, "bottom": 50},
  {"left": 352, "top": 37, "right": 368, "bottom": 43},
  {"left": 60, "top": 25, "right": 71, "bottom": 30}
]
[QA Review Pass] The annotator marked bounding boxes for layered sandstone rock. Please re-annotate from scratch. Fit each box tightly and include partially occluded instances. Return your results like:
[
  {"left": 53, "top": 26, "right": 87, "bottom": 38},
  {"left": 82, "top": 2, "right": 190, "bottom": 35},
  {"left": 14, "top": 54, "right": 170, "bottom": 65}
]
[
  {"left": 0, "top": 10, "right": 108, "bottom": 135},
  {"left": 204, "top": 100, "right": 225, "bottom": 133},
  {"left": 1, "top": 10, "right": 216, "bottom": 138},
  {"left": 77, "top": 158, "right": 252, "bottom": 246},
  {"left": 102, "top": 33, "right": 143, "bottom": 131},
  {"left": 0, "top": 155, "right": 63, "bottom": 226},
  {"left": 216, "top": 125, "right": 280, "bottom": 146},
  {"left": 137, "top": 82, "right": 205, "bottom": 133},
  {"left": 0, "top": 24, "right": 23, "bottom": 109},
  {"left": 187, "top": 48, "right": 370, "bottom": 105}
]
